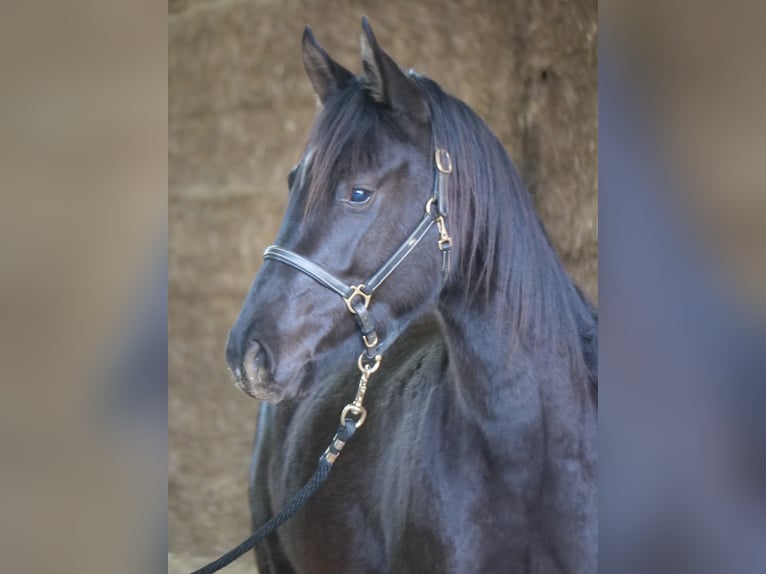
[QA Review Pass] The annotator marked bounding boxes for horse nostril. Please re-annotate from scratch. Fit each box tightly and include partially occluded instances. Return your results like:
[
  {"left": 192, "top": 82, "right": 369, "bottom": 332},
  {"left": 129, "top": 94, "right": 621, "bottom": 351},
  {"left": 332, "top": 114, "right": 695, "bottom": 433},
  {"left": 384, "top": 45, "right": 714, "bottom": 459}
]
[{"left": 245, "top": 340, "right": 270, "bottom": 373}]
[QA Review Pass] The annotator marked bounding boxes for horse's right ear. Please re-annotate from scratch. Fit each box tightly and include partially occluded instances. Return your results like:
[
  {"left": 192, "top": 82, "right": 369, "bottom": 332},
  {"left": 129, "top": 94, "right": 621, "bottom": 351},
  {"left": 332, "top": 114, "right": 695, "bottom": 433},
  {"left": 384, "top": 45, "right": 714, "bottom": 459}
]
[
  {"left": 360, "top": 17, "right": 429, "bottom": 124},
  {"left": 302, "top": 26, "right": 354, "bottom": 104}
]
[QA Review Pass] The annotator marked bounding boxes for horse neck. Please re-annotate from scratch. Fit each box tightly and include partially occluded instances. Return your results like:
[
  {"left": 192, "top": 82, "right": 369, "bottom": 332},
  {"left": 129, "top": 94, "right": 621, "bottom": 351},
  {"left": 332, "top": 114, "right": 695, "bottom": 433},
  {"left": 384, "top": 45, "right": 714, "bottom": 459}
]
[{"left": 435, "top": 200, "right": 591, "bottom": 423}]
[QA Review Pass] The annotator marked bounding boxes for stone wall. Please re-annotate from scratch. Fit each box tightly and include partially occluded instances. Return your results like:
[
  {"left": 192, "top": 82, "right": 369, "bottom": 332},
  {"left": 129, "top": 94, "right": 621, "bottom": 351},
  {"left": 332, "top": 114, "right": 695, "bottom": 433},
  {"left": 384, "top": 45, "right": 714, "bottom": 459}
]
[{"left": 169, "top": 0, "right": 597, "bottom": 565}]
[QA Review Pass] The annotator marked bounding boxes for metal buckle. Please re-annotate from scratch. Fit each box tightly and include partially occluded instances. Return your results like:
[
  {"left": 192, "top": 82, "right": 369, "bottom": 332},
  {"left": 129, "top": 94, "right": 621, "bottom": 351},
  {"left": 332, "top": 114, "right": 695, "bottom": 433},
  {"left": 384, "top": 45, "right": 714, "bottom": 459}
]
[
  {"left": 343, "top": 284, "right": 371, "bottom": 315},
  {"left": 436, "top": 216, "right": 452, "bottom": 250},
  {"left": 435, "top": 149, "right": 453, "bottom": 174}
]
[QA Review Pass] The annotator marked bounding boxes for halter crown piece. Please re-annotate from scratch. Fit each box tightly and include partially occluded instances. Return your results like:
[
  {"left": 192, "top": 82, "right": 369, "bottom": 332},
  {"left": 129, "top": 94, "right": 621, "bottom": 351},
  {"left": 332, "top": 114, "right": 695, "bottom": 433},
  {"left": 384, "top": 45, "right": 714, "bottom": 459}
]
[{"left": 263, "top": 142, "right": 452, "bottom": 430}]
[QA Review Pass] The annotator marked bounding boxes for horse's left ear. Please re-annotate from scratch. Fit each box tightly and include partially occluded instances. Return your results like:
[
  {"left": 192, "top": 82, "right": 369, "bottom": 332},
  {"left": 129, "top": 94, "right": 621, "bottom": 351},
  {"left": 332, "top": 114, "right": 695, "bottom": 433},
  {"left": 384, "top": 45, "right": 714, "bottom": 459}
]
[
  {"left": 360, "top": 17, "right": 429, "bottom": 124},
  {"left": 303, "top": 26, "right": 354, "bottom": 104}
]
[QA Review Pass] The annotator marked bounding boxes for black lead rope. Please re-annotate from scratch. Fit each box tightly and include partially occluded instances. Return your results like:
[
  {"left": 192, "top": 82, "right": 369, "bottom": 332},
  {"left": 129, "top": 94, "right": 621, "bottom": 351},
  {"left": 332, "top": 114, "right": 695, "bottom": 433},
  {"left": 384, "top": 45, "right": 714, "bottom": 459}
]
[
  {"left": 190, "top": 419, "right": 358, "bottom": 574},
  {"left": 188, "top": 145, "right": 453, "bottom": 574}
]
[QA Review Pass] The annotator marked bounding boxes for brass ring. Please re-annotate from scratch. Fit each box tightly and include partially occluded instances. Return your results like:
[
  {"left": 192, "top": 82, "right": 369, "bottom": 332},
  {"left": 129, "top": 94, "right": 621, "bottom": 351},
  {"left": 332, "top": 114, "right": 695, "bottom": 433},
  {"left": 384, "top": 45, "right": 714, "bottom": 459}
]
[
  {"left": 357, "top": 352, "right": 382, "bottom": 374},
  {"left": 362, "top": 332, "right": 379, "bottom": 349},
  {"left": 435, "top": 149, "right": 453, "bottom": 174},
  {"left": 340, "top": 404, "right": 367, "bottom": 428}
]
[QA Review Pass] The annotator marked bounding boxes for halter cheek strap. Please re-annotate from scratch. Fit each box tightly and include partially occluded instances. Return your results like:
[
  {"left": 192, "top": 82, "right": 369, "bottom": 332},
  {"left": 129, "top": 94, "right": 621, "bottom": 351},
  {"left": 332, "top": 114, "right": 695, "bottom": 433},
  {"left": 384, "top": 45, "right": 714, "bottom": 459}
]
[{"left": 262, "top": 147, "right": 453, "bottom": 365}]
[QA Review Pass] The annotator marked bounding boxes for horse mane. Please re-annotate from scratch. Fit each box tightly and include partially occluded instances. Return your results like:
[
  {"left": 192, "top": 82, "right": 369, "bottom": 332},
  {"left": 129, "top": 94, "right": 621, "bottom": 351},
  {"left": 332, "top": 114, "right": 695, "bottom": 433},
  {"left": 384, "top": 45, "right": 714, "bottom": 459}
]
[
  {"left": 301, "top": 73, "right": 597, "bottom": 378},
  {"left": 416, "top": 76, "right": 596, "bottom": 370}
]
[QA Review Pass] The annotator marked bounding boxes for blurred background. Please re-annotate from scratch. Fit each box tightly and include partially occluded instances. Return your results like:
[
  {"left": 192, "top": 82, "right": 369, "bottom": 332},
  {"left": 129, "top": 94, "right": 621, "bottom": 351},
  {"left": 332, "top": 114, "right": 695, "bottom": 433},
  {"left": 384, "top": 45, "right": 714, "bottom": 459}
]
[
  {"left": 169, "top": 0, "right": 597, "bottom": 570},
  {"left": 0, "top": 2, "right": 166, "bottom": 574},
  {"left": 0, "top": 0, "right": 763, "bottom": 573},
  {"left": 599, "top": 1, "right": 766, "bottom": 571}
]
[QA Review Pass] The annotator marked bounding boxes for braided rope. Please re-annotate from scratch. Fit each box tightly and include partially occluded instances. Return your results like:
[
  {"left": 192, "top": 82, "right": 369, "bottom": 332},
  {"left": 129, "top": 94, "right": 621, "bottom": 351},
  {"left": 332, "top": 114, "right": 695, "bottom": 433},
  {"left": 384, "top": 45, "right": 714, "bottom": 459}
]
[{"left": 190, "top": 419, "right": 357, "bottom": 574}]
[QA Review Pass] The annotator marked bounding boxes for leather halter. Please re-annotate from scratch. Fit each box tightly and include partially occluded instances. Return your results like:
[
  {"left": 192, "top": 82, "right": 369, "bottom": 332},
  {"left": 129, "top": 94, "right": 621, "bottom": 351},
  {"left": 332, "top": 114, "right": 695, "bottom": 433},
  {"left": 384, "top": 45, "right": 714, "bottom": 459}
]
[{"left": 263, "top": 145, "right": 453, "bottom": 362}]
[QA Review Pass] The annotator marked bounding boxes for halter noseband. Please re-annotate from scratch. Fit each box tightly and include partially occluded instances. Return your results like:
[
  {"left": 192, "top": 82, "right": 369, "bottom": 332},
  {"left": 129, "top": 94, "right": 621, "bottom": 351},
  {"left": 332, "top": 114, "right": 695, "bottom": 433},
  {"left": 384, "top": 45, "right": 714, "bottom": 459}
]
[{"left": 262, "top": 145, "right": 453, "bottom": 428}]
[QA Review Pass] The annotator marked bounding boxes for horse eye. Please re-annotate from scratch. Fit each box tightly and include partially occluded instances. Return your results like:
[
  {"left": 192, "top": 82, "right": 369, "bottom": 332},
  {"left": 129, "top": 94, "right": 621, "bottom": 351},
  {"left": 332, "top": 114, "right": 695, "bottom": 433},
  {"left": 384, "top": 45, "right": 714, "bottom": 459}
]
[{"left": 349, "top": 188, "right": 372, "bottom": 204}]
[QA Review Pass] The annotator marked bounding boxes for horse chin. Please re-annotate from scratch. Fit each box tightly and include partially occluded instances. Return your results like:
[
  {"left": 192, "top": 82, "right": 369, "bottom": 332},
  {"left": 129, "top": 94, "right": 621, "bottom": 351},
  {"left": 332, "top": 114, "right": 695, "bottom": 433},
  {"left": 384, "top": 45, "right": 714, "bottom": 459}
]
[{"left": 236, "top": 381, "right": 283, "bottom": 402}]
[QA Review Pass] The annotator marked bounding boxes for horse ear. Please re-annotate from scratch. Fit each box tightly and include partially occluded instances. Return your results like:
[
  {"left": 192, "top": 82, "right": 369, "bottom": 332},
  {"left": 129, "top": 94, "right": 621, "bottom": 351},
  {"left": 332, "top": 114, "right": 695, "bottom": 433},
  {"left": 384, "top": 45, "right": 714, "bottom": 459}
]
[
  {"left": 360, "top": 17, "right": 429, "bottom": 123},
  {"left": 302, "top": 26, "right": 354, "bottom": 104}
]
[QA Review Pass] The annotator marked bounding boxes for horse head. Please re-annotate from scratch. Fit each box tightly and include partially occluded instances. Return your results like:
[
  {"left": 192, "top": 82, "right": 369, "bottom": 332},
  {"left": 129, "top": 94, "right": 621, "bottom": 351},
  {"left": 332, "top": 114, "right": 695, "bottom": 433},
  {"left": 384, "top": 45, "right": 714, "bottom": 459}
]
[{"left": 225, "top": 19, "right": 449, "bottom": 402}]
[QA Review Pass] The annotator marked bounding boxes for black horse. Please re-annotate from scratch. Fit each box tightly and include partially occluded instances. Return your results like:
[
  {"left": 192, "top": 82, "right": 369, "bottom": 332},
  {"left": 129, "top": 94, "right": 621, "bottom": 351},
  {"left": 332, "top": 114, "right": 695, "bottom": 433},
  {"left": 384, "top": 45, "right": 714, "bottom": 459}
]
[{"left": 225, "top": 19, "right": 597, "bottom": 574}]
